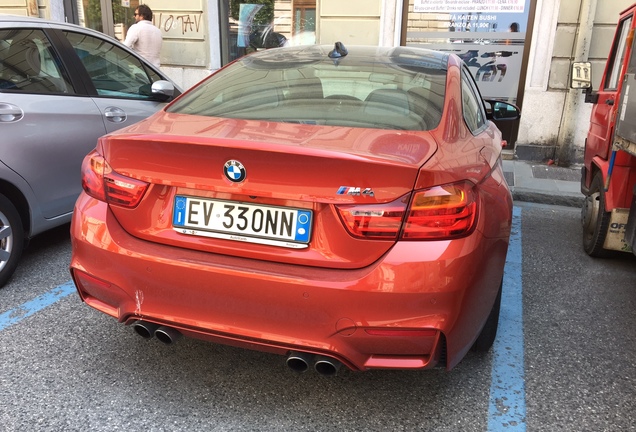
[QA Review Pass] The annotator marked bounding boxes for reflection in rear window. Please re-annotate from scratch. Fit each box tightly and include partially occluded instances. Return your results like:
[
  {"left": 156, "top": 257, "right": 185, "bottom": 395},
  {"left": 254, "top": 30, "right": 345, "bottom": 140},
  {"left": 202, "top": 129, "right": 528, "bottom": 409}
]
[{"left": 167, "top": 46, "right": 447, "bottom": 131}]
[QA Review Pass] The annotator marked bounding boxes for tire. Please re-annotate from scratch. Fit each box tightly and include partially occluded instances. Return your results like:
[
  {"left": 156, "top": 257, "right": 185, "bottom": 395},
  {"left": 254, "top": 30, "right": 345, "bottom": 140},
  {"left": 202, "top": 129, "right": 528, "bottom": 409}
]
[
  {"left": 581, "top": 172, "right": 613, "bottom": 257},
  {"left": 0, "top": 193, "right": 24, "bottom": 288},
  {"left": 471, "top": 280, "right": 502, "bottom": 352}
]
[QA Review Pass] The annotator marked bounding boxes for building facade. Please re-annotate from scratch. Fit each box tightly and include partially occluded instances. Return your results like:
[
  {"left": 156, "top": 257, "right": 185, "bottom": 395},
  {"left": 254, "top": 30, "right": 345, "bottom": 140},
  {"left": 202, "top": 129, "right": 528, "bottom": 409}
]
[{"left": 1, "top": 0, "right": 631, "bottom": 164}]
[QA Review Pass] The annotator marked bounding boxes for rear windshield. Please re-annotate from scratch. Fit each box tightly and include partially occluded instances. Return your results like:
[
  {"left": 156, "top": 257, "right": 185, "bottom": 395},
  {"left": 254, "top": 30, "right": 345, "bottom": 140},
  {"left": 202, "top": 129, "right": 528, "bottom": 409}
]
[{"left": 167, "top": 49, "right": 447, "bottom": 131}]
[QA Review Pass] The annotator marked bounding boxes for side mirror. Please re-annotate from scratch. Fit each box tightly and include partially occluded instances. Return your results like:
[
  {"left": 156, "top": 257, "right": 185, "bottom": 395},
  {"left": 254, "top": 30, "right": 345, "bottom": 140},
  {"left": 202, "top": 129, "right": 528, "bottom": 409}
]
[
  {"left": 570, "top": 61, "right": 592, "bottom": 89},
  {"left": 484, "top": 99, "right": 520, "bottom": 121},
  {"left": 151, "top": 80, "right": 175, "bottom": 102},
  {"left": 570, "top": 61, "right": 598, "bottom": 103}
]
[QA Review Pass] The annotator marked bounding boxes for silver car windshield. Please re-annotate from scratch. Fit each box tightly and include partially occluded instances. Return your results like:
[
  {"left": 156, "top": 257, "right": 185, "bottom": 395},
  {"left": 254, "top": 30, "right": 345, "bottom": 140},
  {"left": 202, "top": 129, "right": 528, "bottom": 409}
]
[{"left": 167, "top": 48, "right": 447, "bottom": 131}]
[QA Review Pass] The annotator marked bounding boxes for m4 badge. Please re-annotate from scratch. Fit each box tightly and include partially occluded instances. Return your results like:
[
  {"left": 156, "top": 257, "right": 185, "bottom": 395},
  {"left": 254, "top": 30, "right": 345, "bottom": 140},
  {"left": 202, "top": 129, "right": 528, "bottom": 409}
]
[{"left": 337, "top": 186, "right": 375, "bottom": 197}]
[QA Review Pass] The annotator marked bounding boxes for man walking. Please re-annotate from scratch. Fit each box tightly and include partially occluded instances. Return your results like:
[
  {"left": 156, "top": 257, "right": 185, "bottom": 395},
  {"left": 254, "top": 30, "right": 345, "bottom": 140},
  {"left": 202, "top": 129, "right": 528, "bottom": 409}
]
[{"left": 124, "top": 4, "right": 162, "bottom": 67}]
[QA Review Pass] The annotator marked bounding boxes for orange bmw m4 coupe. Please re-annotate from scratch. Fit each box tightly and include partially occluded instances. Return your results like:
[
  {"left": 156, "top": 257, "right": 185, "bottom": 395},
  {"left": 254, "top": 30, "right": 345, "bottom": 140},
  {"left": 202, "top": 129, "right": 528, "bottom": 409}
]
[{"left": 70, "top": 43, "right": 519, "bottom": 375}]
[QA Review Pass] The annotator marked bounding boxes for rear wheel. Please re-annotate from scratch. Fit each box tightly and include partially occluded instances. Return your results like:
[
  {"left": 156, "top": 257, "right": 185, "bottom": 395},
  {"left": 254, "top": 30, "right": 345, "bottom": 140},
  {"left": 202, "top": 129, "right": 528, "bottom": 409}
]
[
  {"left": 582, "top": 172, "right": 612, "bottom": 257},
  {"left": 471, "top": 280, "right": 502, "bottom": 352},
  {"left": 0, "top": 194, "right": 24, "bottom": 288}
]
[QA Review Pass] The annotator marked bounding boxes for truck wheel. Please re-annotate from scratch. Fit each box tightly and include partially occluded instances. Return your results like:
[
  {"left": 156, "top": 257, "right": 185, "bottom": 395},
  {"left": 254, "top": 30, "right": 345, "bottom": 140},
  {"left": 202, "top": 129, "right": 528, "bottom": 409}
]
[
  {"left": 471, "top": 279, "right": 502, "bottom": 352},
  {"left": 582, "top": 172, "right": 613, "bottom": 257},
  {"left": 0, "top": 193, "right": 24, "bottom": 288}
]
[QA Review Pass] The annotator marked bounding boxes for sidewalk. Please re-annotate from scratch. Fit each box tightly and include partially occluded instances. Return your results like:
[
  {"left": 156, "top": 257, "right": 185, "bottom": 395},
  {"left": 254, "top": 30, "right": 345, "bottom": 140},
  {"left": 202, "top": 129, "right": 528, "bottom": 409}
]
[{"left": 502, "top": 159, "right": 583, "bottom": 207}]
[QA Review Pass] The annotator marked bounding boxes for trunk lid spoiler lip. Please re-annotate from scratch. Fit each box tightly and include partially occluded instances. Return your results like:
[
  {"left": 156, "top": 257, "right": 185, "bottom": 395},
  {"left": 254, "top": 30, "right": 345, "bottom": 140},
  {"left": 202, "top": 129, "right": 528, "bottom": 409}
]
[{"left": 115, "top": 113, "right": 440, "bottom": 168}]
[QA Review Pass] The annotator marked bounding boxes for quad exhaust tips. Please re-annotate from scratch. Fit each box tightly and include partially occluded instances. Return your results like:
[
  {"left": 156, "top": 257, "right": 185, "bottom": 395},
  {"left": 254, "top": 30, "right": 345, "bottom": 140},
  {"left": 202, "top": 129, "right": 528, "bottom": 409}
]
[
  {"left": 132, "top": 320, "right": 182, "bottom": 345},
  {"left": 131, "top": 324, "right": 340, "bottom": 373},
  {"left": 286, "top": 351, "right": 343, "bottom": 376}
]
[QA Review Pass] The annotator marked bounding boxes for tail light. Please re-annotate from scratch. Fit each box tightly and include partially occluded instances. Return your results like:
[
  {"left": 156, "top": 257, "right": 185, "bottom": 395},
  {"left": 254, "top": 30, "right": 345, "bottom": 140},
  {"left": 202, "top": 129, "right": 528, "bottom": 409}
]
[
  {"left": 81, "top": 150, "right": 148, "bottom": 208},
  {"left": 402, "top": 181, "right": 477, "bottom": 239},
  {"left": 336, "top": 195, "right": 409, "bottom": 239},
  {"left": 337, "top": 181, "right": 478, "bottom": 240}
]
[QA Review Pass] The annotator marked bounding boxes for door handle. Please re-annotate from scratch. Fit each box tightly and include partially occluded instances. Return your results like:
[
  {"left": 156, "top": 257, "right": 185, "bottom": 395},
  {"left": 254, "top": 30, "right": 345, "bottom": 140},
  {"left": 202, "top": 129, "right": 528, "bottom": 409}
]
[
  {"left": 605, "top": 99, "right": 615, "bottom": 105},
  {"left": 0, "top": 103, "right": 24, "bottom": 122},
  {"left": 104, "top": 106, "right": 127, "bottom": 123}
]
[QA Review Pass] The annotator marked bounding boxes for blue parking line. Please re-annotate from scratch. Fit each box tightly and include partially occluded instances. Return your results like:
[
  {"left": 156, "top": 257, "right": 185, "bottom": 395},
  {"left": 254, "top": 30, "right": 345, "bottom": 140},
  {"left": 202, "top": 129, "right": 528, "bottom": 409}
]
[
  {"left": 0, "top": 280, "right": 76, "bottom": 331},
  {"left": 488, "top": 206, "right": 526, "bottom": 431}
]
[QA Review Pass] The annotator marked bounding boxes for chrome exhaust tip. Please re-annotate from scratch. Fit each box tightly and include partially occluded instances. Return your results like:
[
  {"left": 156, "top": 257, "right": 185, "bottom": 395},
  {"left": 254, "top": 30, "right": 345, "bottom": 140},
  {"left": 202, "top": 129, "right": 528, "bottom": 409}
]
[
  {"left": 154, "top": 326, "right": 182, "bottom": 345},
  {"left": 286, "top": 351, "right": 313, "bottom": 373},
  {"left": 132, "top": 320, "right": 159, "bottom": 339},
  {"left": 314, "top": 356, "right": 342, "bottom": 376}
]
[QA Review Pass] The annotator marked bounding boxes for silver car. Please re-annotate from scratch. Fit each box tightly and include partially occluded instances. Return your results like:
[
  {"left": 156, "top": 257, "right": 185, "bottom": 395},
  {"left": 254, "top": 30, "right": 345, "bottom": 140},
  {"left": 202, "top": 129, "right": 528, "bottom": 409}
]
[{"left": 0, "top": 15, "right": 181, "bottom": 287}]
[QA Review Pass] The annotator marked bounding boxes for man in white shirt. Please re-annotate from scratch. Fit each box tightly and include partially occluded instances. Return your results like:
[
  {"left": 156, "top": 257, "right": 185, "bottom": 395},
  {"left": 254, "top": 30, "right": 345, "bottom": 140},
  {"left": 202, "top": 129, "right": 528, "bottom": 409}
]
[{"left": 124, "top": 4, "right": 162, "bottom": 67}]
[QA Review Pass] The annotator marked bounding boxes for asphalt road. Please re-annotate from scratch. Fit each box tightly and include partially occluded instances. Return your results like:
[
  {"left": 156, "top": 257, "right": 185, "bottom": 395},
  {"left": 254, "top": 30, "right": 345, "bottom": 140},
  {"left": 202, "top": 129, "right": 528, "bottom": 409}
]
[{"left": 0, "top": 202, "right": 634, "bottom": 431}]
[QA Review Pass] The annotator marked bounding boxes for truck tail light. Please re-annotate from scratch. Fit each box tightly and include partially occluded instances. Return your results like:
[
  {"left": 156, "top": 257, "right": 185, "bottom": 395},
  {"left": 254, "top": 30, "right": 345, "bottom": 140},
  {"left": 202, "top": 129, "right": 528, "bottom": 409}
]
[
  {"left": 81, "top": 150, "right": 148, "bottom": 208},
  {"left": 337, "top": 181, "right": 478, "bottom": 240}
]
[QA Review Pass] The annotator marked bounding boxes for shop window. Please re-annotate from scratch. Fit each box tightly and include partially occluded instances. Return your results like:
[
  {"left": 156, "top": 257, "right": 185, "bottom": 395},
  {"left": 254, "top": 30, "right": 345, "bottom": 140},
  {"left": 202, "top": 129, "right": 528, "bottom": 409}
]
[
  {"left": 293, "top": 0, "right": 316, "bottom": 42},
  {"left": 73, "top": 0, "right": 140, "bottom": 42},
  {"left": 221, "top": 0, "right": 316, "bottom": 65}
]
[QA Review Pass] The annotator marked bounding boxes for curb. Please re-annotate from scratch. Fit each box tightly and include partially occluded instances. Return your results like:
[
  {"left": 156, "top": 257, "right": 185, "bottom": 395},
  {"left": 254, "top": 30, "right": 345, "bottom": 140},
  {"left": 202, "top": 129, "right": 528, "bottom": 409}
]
[{"left": 511, "top": 188, "right": 584, "bottom": 208}]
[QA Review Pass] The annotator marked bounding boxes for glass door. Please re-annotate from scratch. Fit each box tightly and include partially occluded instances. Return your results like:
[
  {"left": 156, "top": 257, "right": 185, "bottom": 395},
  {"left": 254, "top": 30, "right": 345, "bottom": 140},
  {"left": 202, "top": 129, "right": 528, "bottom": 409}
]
[{"left": 75, "top": 0, "right": 140, "bottom": 42}]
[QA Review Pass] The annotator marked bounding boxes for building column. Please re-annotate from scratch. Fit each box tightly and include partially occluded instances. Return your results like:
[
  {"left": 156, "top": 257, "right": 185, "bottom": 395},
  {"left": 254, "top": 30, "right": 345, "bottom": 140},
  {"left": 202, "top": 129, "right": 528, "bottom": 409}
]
[
  {"left": 516, "top": 0, "right": 564, "bottom": 160},
  {"left": 379, "top": 0, "right": 399, "bottom": 47},
  {"left": 556, "top": 0, "right": 598, "bottom": 164}
]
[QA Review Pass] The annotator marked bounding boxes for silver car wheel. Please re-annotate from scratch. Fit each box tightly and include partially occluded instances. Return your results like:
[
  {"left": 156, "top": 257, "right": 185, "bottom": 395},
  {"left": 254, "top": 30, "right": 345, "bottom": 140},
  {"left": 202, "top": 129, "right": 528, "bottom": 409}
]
[
  {"left": 0, "top": 210, "right": 14, "bottom": 272},
  {"left": 0, "top": 194, "right": 24, "bottom": 287}
]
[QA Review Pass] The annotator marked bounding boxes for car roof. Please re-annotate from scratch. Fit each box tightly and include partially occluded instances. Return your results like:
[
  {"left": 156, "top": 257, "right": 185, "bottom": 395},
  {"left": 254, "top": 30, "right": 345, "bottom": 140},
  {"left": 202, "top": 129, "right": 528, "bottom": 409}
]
[
  {"left": 0, "top": 13, "right": 173, "bottom": 79},
  {"left": 0, "top": 13, "right": 78, "bottom": 27},
  {"left": 241, "top": 44, "right": 450, "bottom": 72},
  {"left": 0, "top": 13, "right": 117, "bottom": 40}
]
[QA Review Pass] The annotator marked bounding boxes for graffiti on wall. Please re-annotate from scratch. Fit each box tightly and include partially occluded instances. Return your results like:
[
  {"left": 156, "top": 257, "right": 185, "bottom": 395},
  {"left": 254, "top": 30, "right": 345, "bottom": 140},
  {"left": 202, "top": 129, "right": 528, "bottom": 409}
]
[{"left": 155, "top": 12, "right": 205, "bottom": 39}]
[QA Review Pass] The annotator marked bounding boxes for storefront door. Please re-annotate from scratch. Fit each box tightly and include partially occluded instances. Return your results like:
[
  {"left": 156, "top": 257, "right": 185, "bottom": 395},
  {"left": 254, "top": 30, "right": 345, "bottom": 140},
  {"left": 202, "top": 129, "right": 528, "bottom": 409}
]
[
  {"left": 404, "top": 0, "right": 536, "bottom": 147},
  {"left": 68, "top": 0, "right": 140, "bottom": 43}
]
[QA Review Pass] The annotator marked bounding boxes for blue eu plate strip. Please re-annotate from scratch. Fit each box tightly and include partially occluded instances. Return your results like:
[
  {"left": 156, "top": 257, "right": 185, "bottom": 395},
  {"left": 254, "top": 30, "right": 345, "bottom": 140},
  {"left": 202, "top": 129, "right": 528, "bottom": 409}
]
[{"left": 294, "top": 210, "right": 311, "bottom": 242}]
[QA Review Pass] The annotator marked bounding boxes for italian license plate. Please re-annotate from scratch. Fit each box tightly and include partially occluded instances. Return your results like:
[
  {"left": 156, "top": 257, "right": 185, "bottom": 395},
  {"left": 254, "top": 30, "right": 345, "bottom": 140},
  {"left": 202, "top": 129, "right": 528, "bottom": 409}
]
[{"left": 172, "top": 195, "right": 312, "bottom": 249}]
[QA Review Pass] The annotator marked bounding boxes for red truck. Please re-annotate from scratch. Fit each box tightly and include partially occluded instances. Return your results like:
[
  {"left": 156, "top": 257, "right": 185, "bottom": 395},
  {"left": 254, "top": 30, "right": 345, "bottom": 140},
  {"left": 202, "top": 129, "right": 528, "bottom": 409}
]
[{"left": 573, "top": 4, "right": 636, "bottom": 257}]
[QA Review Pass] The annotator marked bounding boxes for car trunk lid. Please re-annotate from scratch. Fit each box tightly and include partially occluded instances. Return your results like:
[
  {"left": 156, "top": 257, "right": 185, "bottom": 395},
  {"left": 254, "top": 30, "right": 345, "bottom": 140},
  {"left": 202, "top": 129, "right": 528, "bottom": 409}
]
[{"left": 103, "top": 113, "right": 438, "bottom": 268}]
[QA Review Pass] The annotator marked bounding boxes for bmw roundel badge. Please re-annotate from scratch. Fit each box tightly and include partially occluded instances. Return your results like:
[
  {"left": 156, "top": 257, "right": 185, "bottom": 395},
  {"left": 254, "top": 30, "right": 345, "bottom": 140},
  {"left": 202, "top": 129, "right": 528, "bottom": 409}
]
[{"left": 224, "top": 160, "right": 246, "bottom": 183}]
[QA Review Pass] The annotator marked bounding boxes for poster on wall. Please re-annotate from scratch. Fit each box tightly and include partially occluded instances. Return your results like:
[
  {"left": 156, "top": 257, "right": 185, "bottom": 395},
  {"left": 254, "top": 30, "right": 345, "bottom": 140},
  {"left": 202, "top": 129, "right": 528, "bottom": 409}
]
[{"left": 408, "top": 0, "right": 531, "bottom": 101}]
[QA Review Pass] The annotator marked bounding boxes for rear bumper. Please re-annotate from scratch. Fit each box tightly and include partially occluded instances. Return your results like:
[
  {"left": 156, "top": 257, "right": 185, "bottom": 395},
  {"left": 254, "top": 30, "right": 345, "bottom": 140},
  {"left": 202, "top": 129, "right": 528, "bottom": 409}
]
[{"left": 70, "top": 194, "right": 509, "bottom": 371}]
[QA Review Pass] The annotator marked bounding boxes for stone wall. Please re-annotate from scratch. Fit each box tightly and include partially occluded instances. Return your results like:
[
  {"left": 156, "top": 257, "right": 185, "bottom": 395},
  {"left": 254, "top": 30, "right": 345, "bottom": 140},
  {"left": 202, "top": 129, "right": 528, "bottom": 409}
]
[{"left": 518, "top": 0, "right": 632, "bottom": 163}]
